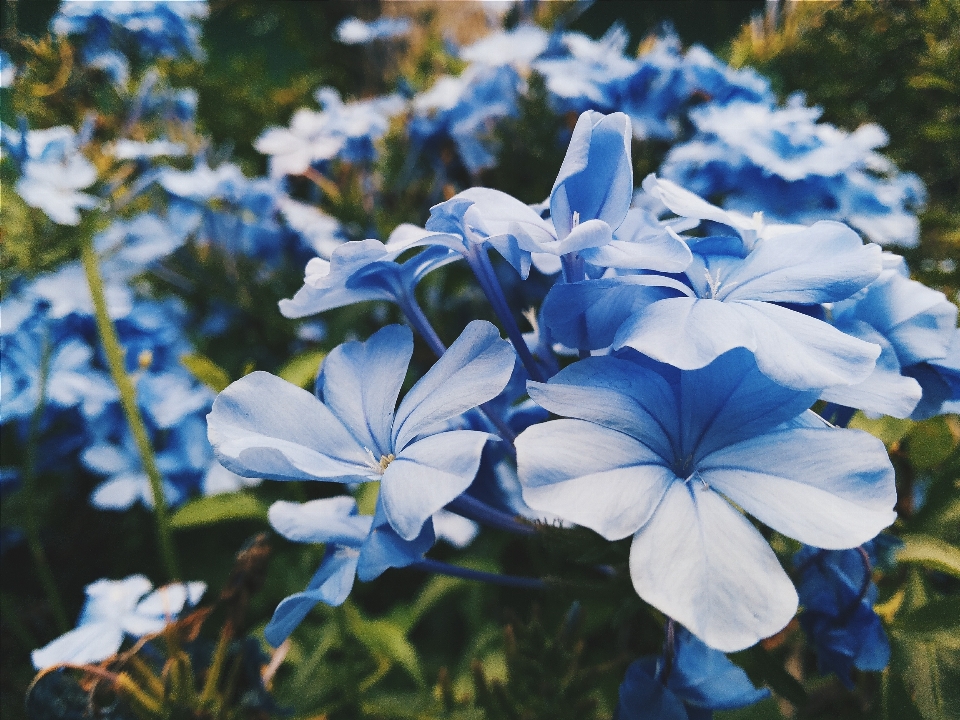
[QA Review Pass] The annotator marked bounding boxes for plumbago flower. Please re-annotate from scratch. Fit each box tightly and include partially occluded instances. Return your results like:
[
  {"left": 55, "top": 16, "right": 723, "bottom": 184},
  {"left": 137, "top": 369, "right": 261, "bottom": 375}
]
[
  {"left": 616, "top": 628, "right": 768, "bottom": 720},
  {"left": 208, "top": 321, "right": 515, "bottom": 541},
  {"left": 544, "top": 175, "right": 884, "bottom": 391},
  {"left": 515, "top": 349, "right": 896, "bottom": 651},
  {"left": 794, "top": 543, "right": 891, "bottom": 688},
  {"left": 824, "top": 253, "right": 959, "bottom": 420},
  {"left": 262, "top": 496, "right": 435, "bottom": 645},
  {"left": 32, "top": 575, "right": 205, "bottom": 670}
]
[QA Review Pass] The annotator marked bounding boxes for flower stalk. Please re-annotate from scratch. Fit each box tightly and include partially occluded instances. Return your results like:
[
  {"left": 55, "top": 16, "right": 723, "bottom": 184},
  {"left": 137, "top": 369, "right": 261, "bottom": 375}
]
[{"left": 80, "top": 233, "right": 180, "bottom": 581}]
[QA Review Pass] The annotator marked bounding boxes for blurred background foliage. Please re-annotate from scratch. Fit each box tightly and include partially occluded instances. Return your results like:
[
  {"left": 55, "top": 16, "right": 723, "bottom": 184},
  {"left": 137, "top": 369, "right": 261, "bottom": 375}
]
[{"left": 2, "top": 1, "right": 958, "bottom": 719}]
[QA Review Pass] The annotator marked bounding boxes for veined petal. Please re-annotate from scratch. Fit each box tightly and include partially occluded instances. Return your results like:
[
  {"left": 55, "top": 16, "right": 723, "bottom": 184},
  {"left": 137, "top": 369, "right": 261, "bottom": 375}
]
[
  {"left": 383, "top": 430, "right": 490, "bottom": 540},
  {"left": 269, "top": 497, "right": 373, "bottom": 546},
  {"left": 31, "top": 622, "right": 124, "bottom": 670},
  {"left": 208, "top": 372, "right": 370, "bottom": 481},
  {"left": 629, "top": 481, "right": 798, "bottom": 652},
  {"left": 318, "top": 324, "right": 412, "bottom": 457},
  {"left": 614, "top": 297, "right": 758, "bottom": 371},
  {"left": 533, "top": 219, "right": 613, "bottom": 256},
  {"left": 700, "top": 427, "right": 896, "bottom": 549},
  {"left": 516, "top": 419, "right": 672, "bottom": 540},
  {"left": 677, "top": 349, "right": 820, "bottom": 462},
  {"left": 264, "top": 548, "right": 360, "bottom": 646},
  {"left": 738, "top": 302, "right": 880, "bottom": 390},
  {"left": 393, "top": 320, "right": 514, "bottom": 450},
  {"left": 722, "top": 223, "right": 882, "bottom": 304},
  {"left": 669, "top": 629, "right": 769, "bottom": 710},
  {"left": 526, "top": 356, "right": 677, "bottom": 461},
  {"left": 356, "top": 503, "right": 435, "bottom": 581}
]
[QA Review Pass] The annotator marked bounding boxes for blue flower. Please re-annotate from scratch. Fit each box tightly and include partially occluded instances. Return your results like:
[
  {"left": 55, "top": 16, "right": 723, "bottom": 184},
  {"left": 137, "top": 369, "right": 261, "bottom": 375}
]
[
  {"left": 263, "top": 495, "right": 435, "bottom": 645},
  {"left": 794, "top": 544, "right": 891, "bottom": 687},
  {"left": 255, "top": 89, "right": 405, "bottom": 176},
  {"left": 208, "top": 321, "right": 515, "bottom": 540},
  {"left": 545, "top": 176, "right": 885, "bottom": 391},
  {"left": 616, "top": 628, "right": 768, "bottom": 720},
  {"left": 516, "top": 349, "right": 896, "bottom": 650},
  {"left": 32, "top": 575, "right": 205, "bottom": 670},
  {"left": 823, "top": 253, "right": 957, "bottom": 418},
  {"left": 52, "top": 1, "right": 208, "bottom": 62},
  {"left": 279, "top": 239, "right": 457, "bottom": 319},
  {"left": 660, "top": 96, "right": 925, "bottom": 247},
  {"left": 336, "top": 16, "right": 411, "bottom": 45}
]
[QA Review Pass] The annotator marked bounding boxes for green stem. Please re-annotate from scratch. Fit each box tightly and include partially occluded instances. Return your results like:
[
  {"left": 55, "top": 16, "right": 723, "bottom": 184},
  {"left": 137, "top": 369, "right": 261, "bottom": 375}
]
[
  {"left": 23, "top": 333, "right": 70, "bottom": 633},
  {"left": 80, "top": 235, "right": 180, "bottom": 580}
]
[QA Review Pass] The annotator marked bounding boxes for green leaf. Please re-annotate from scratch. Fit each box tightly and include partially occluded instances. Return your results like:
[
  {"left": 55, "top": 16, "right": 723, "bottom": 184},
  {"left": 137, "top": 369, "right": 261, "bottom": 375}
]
[
  {"left": 897, "top": 534, "right": 960, "bottom": 578},
  {"left": 896, "top": 597, "right": 960, "bottom": 634},
  {"left": 278, "top": 349, "right": 325, "bottom": 389},
  {"left": 180, "top": 353, "right": 232, "bottom": 392},
  {"left": 389, "top": 575, "right": 466, "bottom": 633},
  {"left": 848, "top": 413, "right": 913, "bottom": 446},
  {"left": 170, "top": 492, "right": 268, "bottom": 529},
  {"left": 889, "top": 616, "right": 960, "bottom": 720},
  {"left": 342, "top": 602, "right": 424, "bottom": 686},
  {"left": 906, "top": 417, "right": 958, "bottom": 470}
]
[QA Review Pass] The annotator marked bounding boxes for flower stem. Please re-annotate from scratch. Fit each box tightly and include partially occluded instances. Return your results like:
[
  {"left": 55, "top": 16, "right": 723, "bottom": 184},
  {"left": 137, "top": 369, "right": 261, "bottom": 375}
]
[
  {"left": 411, "top": 558, "right": 546, "bottom": 590},
  {"left": 447, "top": 494, "right": 535, "bottom": 536},
  {"left": 466, "top": 245, "right": 545, "bottom": 382},
  {"left": 80, "top": 235, "right": 180, "bottom": 581},
  {"left": 23, "top": 334, "right": 70, "bottom": 633}
]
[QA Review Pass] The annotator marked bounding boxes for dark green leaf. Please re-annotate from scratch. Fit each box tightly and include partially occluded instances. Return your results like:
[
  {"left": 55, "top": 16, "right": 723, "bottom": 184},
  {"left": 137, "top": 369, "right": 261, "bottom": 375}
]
[{"left": 897, "top": 534, "right": 960, "bottom": 578}]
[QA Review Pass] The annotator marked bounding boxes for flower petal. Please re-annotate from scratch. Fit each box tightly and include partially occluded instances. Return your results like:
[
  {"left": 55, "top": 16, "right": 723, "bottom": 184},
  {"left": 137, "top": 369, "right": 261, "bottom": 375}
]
[
  {"left": 383, "top": 430, "right": 490, "bottom": 540},
  {"left": 629, "top": 481, "right": 798, "bottom": 652},
  {"left": 264, "top": 548, "right": 360, "bottom": 646},
  {"left": 32, "top": 622, "right": 124, "bottom": 670},
  {"left": 268, "top": 497, "right": 373, "bottom": 546},
  {"left": 738, "top": 301, "right": 880, "bottom": 389},
  {"left": 723, "top": 223, "right": 882, "bottom": 304},
  {"left": 318, "top": 324, "right": 412, "bottom": 457},
  {"left": 700, "top": 427, "right": 896, "bottom": 549},
  {"left": 393, "top": 320, "right": 514, "bottom": 450},
  {"left": 614, "top": 297, "right": 758, "bottom": 371},
  {"left": 526, "top": 356, "right": 677, "bottom": 461},
  {"left": 516, "top": 419, "right": 673, "bottom": 540},
  {"left": 208, "top": 371, "right": 370, "bottom": 481}
]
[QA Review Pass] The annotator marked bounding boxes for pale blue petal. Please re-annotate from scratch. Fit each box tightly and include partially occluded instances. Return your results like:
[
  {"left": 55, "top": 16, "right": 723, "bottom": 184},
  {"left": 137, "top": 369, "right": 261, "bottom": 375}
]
[
  {"left": 526, "top": 356, "right": 677, "bottom": 461},
  {"left": 516, "top": 419, "right": 673, "bottom": 540},
  {"left": 531, "top": 219, "right": 612, "bottom": 256},
  {"left": 208, "top": 372, "right": 371, "bottom": 481},
  {"left": 722, "top": 223, "right": 882, "bottom": 304},
  {"left": 614, "top": 297, "right": 758, "bottom": 370},
  {"left": 90, "top": 473, "right": 147, "bottom": 510},
  {"left": 268, "top": 497, "right": 372, "bottom": 546},
  {"left": 383, "top": 430, "right": 490, "bottom": 540},
  {"left": 551, "top": 111, "right": 633, "bottom": 238},
  {"left": 318, "top": 325, "right": 412, "bottom": 457},
  {"left": 739, "top": 301, "right": 881, "bottom": 389},
  {"left": 80, "top": 576, "right": 153, "bottom": 625},
  {"left": 700, "top": 427, "right": 896, "bottom": 549},
  {"left": 455, "top": 187, "right": 556, "bottom": 251},
  {"left": 32, "top": 622, "right": 124, "bottom": 670},
  {"left": 584, "top": 228, "right": 692, "bottom": 272},
  {"left": 629, "top": 481, "right": 798, "bottom": 652},
  {"left": 264, "top": 548, "right": 360, "bottom": 646},
  {"left": 393, "top": 320, "right": 514, "bottom": 450}
]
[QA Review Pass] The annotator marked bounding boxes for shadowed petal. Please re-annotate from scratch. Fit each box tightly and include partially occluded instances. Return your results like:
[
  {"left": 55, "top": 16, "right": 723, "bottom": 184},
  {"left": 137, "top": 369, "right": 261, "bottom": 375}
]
[{"left": 264, "top": 548, "right": 360, "bottom": 646}]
